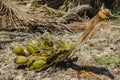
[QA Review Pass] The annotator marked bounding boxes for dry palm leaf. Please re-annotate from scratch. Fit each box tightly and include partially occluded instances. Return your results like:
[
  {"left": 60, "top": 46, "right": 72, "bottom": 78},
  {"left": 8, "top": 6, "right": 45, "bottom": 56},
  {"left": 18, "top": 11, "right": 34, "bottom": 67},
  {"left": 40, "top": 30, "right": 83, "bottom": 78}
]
[
  {"left": 64, "top": 5, "right": 112, "bottom": 59},
  {"left": 0, "top": 0, "right": 34, "bottom": 30}
]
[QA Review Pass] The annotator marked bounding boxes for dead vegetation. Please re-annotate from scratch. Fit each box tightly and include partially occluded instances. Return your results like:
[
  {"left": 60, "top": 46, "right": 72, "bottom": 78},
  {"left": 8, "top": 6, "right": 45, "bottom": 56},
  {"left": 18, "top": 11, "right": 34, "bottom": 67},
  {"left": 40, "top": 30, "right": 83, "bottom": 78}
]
[
  {"left": 0, "top": 0, "right": 120, "bottom": 80},
  {"left": 0, "top": 0, "right": 35, "bottom": 30}
]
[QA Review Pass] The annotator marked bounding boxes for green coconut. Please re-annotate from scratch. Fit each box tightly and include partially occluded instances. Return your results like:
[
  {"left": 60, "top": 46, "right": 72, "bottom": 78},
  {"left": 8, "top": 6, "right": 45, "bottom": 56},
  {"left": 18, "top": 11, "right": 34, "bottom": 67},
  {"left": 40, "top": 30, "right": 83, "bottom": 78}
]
[
  {"left": 28, "top": 60, "right": 46, "bottom": 70},
  {"left": 12, "top": 45, "right": 25, "bottom": 55},
  {"left": 25, "top": 40, "right": 40, "bottom": 53},
  {"left": 44, "top": 40, "right": 53, "bottom": 47},
  {"left": 26, "top": 45, "right": 36, "bottom": 54},
  {"left": 27, "top": 56, "right": 47, "bottom": 69},
  {"left": 64, "top": 43, "right": 73, "bottom": 50},
  {"left": 41, "top": 33, "right": 54, "bottom": 47},
  {"left": 27, "top": 56, "right": 40, "bottom": 67},
  {"left": 14, "top": 56, "right": 27, "bottom": 64},
  {"left": 37, "top": 40, "right": 45, "bottom": 49}
]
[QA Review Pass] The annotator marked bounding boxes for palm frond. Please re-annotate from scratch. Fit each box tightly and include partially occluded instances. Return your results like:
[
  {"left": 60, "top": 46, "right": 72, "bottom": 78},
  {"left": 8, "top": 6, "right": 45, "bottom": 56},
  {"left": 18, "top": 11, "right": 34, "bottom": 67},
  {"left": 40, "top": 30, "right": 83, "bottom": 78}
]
[{"left": 0, "top": 0, "right": 34, "bottom": 30}]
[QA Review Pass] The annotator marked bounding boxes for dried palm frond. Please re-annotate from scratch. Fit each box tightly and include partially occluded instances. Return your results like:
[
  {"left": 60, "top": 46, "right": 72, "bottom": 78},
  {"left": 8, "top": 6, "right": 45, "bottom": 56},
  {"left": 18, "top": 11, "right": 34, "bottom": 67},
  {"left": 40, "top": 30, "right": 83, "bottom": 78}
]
[
  {"left": 64, "top": 5, "right": 112, "bottom": 59},
  {"left": 0, "top": 0, "right": 34, "bottom": 30}
]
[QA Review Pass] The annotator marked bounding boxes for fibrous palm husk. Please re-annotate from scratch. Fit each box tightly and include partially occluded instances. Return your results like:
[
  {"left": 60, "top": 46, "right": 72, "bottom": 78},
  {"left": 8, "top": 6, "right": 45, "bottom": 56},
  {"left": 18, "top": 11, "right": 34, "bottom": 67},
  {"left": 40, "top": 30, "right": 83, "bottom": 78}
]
[{"left": 0, "top": 0, "right": 34, "bottom": 30}]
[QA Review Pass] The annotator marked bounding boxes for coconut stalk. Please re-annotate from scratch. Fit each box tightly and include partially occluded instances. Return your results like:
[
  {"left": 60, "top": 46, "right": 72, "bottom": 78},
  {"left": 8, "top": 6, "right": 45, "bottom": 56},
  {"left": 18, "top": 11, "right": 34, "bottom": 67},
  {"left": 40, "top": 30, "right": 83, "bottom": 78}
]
[{"left": 64, "top": 5, "right": 112, "bottom": 59}]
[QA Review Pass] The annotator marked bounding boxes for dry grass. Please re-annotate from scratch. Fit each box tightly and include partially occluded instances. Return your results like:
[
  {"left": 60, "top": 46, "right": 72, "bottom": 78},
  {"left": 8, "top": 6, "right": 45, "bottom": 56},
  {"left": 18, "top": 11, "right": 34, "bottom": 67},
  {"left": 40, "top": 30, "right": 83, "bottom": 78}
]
[{"left": 0, "top": 0, "right": 34, "bottom": 30}]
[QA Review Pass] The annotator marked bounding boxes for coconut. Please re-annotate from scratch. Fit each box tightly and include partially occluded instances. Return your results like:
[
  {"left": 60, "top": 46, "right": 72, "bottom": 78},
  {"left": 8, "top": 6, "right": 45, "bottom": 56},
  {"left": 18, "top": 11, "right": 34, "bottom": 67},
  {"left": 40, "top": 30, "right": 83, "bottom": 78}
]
[
  {"left": 12, "top": 45, "right": 25, "bottom": 55},
  {"left": 14, "top": 56, "right": 27, "bottom": 64}
]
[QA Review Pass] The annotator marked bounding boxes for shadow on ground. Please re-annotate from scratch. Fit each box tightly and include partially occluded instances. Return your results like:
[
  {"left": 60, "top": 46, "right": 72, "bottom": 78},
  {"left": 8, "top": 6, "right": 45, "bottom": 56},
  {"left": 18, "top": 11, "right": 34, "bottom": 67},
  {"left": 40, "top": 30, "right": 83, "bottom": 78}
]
[
  {"left": 16, "top": 57, "right": 114, "bottom": 79},
  {"left": 56, "top": 58, "right": 115, "bottom": 79}
]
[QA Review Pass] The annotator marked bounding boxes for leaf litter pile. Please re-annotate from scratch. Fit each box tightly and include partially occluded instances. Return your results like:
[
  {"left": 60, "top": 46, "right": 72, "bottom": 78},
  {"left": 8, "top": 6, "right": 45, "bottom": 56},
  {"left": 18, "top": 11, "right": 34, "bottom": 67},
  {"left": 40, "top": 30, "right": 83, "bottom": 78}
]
[{"left": 0, "top": 0, "right": 120, "bottom": 80}]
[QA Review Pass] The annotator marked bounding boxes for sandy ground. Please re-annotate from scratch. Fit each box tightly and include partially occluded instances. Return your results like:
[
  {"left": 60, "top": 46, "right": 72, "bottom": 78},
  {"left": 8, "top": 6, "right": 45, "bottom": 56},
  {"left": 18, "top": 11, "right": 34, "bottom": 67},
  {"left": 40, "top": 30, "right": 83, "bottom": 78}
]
[
  {"left": 0, "top": 21, "right": 120, "bottom": 80},
  {"left": 0, "top": 1, "right": 120, "bottom": 79}
]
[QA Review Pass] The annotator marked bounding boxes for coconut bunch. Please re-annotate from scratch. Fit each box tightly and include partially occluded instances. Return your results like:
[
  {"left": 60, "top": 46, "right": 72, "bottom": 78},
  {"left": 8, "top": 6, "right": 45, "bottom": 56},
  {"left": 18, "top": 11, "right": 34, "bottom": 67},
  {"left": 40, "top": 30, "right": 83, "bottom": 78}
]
[
  {"left": 12, "top": 33, "right": 73, "bottom": 70},
  {"left": 0, "top": 0, "right": 34, "bottom": 30}
]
